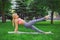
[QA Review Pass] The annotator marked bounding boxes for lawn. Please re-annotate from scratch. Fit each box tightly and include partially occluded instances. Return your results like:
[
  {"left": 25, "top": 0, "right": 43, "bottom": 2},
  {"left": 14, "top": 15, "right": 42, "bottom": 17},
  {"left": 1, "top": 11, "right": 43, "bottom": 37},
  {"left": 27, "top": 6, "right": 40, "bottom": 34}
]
[{"left": 0, "top": 20, "right": 60, "bottom": 40}]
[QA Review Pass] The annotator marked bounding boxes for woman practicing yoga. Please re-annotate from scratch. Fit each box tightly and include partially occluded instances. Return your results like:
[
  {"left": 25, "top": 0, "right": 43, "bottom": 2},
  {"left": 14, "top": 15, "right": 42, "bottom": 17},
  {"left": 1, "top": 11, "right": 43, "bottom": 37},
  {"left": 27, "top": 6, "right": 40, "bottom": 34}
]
[{"left": 12, "top": 13, "right": 52, "bottom": 34}]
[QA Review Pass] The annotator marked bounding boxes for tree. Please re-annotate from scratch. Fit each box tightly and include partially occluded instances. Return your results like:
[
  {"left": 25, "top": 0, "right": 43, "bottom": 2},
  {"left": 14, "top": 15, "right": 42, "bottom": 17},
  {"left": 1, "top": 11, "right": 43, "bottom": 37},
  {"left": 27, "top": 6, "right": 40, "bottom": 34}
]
[
  {"left": 0, "top": 0, "right": 11, "bottom": 23},
  {"left": 29, "top": 0, "right": 48, "bottom": 18},
  {"left": 46, "top": 0, "right": 60, "bottom": 24},
  {"left": 15, "top": 0, "right": 27, "bottom": 19},
  {"left": 15, "top": 0, "right": 35, "bottom": 20},
  {"left": 31, "top": 0, "right": 60, "bottom": 24},
  {"left": 15, "top": 0, "right": 60, "bottom": 22}
]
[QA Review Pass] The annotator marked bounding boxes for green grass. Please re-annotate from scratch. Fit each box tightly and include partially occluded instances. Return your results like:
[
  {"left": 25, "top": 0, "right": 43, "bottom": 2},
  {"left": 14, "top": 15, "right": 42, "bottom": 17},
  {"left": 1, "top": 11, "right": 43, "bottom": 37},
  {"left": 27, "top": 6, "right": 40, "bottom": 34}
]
[{"left": 0, "top": 21, "right": 60, "bottom": 40}]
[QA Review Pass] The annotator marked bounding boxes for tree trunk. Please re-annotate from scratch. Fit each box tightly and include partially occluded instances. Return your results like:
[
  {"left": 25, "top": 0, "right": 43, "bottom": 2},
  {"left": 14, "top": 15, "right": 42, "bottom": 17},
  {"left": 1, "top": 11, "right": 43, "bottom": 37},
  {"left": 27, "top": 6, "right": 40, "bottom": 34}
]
[
  {"left": 1, "top": 11, "right": 6, "bottom": 23},
  {"left": 51, "top": 11, "right": 54, "bottom": 24},
  {"left": 1, "top": 0, "right": 6, "bottom": 23}
]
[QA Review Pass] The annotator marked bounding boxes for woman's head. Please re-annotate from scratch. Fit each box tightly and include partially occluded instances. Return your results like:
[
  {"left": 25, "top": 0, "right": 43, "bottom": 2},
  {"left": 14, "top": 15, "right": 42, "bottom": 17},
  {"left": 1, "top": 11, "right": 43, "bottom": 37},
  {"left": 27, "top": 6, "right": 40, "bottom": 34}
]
[{"left": 12, "top": 13, "right": 19, "bottom": 19}]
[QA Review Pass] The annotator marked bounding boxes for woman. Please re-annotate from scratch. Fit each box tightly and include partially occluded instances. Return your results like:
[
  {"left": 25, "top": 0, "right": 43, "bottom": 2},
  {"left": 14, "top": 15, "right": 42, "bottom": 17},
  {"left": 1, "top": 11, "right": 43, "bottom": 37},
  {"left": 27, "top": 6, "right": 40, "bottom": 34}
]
[{"left": 12, "top": 13, "right": 52, "bottom": 34}]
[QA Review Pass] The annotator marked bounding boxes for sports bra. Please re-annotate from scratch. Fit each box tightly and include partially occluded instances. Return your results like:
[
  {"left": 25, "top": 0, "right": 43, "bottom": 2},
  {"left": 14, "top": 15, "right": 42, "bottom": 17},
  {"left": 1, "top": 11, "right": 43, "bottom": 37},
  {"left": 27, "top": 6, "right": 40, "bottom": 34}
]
[{"left": 18, "top": 18, "right": 25, "bottom": 24}]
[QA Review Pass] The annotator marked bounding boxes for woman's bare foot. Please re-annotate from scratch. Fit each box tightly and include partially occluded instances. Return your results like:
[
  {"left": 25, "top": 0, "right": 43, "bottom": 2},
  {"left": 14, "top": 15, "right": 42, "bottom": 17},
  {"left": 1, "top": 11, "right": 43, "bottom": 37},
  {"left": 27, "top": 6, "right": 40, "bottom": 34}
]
[
  {"left": 45, "top": 15, "right": 50, "bottom": 19},
  {"left": 44, "top": 31, "right": 53, "bottom": 34}
]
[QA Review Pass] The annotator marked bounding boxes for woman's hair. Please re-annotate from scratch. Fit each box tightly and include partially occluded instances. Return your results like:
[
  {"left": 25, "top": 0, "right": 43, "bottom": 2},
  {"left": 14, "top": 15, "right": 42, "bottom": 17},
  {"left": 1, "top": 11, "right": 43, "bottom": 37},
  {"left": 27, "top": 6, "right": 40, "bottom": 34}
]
[{"left": 12, "top": 13, "right": 18, "bottom": 19}]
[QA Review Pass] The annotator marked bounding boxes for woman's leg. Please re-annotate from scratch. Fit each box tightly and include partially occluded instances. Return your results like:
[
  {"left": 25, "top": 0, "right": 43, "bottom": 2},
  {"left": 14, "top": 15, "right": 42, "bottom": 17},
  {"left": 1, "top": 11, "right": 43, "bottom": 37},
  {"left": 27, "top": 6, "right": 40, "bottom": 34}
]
[
  {"left": 28, "top": 17, "right": 45, "bottom": 25},
  {"left": 24, "top": 23, "right": 45, "bottom": 33},
  {"left": 29, "top": 25, "right": 52, "bottom": 34},
  {"left": 28, "top": 15, "right": 50, "bottom": 25},
  {"left": 30, "top": 25, "right": 45, "bottom": 33}
]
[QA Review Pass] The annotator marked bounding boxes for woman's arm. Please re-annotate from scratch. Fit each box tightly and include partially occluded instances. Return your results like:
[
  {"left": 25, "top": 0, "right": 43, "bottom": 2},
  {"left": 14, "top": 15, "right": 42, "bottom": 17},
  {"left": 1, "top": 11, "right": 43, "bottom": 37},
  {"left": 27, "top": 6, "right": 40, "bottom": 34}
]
[
  {"left": 14, "top": 19, "right": 18, "bottom": 32},
  {"left": 12, "top": 19, "right": 15, "bottom": 27}
]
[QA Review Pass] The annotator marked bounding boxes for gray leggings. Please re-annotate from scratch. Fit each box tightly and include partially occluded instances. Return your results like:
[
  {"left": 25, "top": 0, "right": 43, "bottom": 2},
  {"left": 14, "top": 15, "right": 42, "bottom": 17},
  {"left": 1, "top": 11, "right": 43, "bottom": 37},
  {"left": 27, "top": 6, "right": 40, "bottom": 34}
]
[{"left": 24, "top": 17, "right": 45, "bottom": 33}]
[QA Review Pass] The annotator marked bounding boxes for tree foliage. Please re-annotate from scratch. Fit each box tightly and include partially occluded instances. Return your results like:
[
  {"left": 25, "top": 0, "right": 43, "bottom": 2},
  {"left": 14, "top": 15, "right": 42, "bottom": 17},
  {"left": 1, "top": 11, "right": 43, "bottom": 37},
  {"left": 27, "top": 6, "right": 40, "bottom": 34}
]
[{"left": 15, "top": 0, "right": 48, "bottom": 20}]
